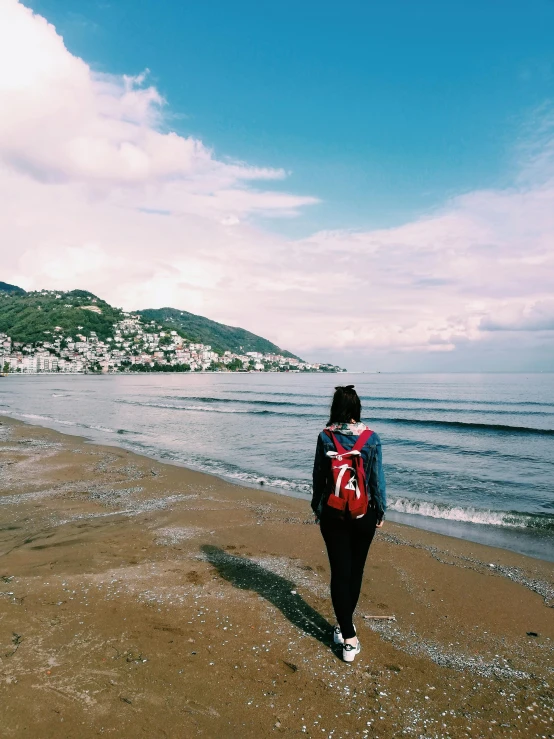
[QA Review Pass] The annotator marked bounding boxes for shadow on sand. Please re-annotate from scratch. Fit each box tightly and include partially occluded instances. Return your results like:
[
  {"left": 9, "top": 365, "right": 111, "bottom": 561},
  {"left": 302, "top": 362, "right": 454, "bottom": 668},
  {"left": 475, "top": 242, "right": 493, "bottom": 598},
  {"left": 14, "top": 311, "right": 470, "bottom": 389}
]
[{"left": 201, "top": 544, "right": 333, "bottom": 647}]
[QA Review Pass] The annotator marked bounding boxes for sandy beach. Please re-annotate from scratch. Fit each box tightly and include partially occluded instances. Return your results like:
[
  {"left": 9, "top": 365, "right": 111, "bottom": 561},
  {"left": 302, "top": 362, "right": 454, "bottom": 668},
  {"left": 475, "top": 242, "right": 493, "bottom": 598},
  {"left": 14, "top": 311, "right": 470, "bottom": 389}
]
[{"left": 0, "top": 415, "right": 553, "bottom": 738}]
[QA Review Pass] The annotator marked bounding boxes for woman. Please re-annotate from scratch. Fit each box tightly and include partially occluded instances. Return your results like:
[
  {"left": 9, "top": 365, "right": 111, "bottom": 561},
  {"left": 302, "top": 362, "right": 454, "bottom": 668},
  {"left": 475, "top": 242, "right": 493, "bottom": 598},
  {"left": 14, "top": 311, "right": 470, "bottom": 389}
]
[{"left": 312, "top": 385, "right": 386, "bottom": 662}]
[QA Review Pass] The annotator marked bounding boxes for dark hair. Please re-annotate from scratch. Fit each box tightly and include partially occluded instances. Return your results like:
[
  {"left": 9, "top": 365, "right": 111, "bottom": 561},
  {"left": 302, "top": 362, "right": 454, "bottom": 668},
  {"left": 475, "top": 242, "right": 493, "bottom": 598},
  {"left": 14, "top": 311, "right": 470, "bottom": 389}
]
[{"left": 327, "top": 385, "right": 361, "bottom": 425}]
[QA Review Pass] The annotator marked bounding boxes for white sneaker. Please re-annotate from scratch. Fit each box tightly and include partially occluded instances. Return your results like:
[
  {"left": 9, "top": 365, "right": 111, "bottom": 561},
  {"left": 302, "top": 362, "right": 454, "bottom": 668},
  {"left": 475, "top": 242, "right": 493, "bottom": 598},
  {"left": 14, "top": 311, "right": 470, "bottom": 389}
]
[
  {"left": 333, "top": 624, "right": 356, "bottom": 645},
  {"left": 343, "top": 638, "right": 361, "bottom": 663}
]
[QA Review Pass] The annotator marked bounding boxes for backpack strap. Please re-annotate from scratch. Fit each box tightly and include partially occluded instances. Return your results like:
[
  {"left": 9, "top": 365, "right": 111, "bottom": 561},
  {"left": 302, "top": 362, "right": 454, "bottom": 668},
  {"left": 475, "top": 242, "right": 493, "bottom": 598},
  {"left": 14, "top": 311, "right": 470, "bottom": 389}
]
[
  {"left": 324, "top": 428, "right": 373, "bottom": 455},
  {"left": 323, "top": 429, "right": 347, "bottom": 455},
  {"left": 351, "top": 429, "right": 373, "bottom": 453}
]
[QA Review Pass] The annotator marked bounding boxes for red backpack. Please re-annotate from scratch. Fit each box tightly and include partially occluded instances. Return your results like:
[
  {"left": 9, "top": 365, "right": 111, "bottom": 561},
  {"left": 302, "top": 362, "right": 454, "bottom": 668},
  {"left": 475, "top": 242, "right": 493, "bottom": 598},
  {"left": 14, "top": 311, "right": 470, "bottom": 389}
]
[{"left": 324, "top": 429, "right": 373, "bottom": 518}]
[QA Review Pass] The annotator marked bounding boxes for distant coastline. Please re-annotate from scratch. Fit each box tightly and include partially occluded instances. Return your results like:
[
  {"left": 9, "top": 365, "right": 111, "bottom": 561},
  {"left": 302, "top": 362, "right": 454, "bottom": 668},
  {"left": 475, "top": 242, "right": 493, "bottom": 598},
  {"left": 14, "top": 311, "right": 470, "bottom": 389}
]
[
  {"left": 0, "top": 284, "right": 345, "bottom": 374},
  {"left": 1, "top": 369, "right": 345, "bottom": 376}
]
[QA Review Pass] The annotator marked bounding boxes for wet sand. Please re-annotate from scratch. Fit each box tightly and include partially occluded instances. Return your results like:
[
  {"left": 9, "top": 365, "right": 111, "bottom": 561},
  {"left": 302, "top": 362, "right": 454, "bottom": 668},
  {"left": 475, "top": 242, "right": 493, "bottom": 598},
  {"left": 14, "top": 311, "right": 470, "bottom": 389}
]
[{"left": 0, "top": 415, "right": 553, "bottom": 738}]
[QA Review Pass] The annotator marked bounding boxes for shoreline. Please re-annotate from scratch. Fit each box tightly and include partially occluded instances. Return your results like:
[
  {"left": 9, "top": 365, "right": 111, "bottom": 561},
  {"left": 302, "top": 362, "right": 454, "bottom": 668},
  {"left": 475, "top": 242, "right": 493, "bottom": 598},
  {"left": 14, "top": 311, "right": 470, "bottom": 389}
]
[
  {"left": 1, "top": 415, "right": 553, "bottom": 737},
  {"left": 2, "top": 409, "right": 553, "bottom": 564},
  {"left": 2, "top": 415, "right": 552, "bottom": 570}
]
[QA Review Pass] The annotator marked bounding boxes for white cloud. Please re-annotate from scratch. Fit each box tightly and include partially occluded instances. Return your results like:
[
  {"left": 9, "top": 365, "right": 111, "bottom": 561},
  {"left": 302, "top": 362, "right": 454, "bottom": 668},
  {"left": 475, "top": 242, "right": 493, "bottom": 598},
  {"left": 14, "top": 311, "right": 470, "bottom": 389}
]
[
  {"left": 480, "top": 300, "right": 554, "bottom": 332},
  {"left": 0, "top": 0, "right": 311, "bottom": 204},
  {"left": 1, "top": 0, "right": 553, "bottom": 370}
]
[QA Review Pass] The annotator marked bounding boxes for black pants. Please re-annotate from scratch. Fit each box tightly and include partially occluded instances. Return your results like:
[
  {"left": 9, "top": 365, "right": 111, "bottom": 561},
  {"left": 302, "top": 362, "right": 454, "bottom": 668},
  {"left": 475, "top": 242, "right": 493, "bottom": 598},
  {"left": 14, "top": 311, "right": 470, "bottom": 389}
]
[{"left": 319, "top": 508, "right": 378, "bottom": 639}]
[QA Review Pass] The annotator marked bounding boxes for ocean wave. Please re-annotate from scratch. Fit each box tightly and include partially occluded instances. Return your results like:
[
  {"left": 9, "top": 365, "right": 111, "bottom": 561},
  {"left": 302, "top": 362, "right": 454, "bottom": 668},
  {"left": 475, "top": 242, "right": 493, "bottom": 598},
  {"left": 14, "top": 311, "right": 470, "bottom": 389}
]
[
  {"left": 230, "top": 389, "right": 554, "bottom": 409},
  {"left": 154, "top": 402, "right": 264, "bottom": 414},
  {"left": 173, "top": 395, "right": 316, "bottom": 408},
  {"left": 78, "top": 423, "right": 116, "bottom": 433},
  {"left": 146, "top": 395, "right": 554, "bottom": 416},
  {"left": 388, "top": 497, "right": 554, "bottom": 531},
  {"left": 386, "top": 436, "right": 547, "bottom": 464},
  {"left": 18, "top": 413, "right": 53, "bottom": 421},
  {"left": 19, "top": 401, "right": 554, "bottom": 434},
  {"left": 223, "top": 390, "right": 321, "bottom": 398},
  {"left": 372, "top": 406, "right": 554, "bottom": 416},
  {"left": 123, "top": 440, "right": 554, "bottom": 532},
  {"left": 359, "top": 395, "right": 554, "bottom": 408},
  {"left": 127, "top": 441, "right": 313, "bottom": 496},
  {"left": 375, "top": 417, "right": 554, "bottom": 436},
  {"left": 117, "top": 400, "right": 308, "bottom": 416},
  {"left": 17, "top": 413, "right": 77, "bottom": 426},
  {"left": 212, "top": 469, "right": 312, "bottom": 495},
  {"left": 17, "top": 413, "right": 117, "bottom": 434},
  {"left": 114, "top": 400, "right": 554, "bottom": 431}
]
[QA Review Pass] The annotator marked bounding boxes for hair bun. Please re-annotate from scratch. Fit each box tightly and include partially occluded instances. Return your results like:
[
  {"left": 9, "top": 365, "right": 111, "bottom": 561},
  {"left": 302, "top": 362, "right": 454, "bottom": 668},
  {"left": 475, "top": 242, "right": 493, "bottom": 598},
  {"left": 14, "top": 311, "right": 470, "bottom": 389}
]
[{"left": 334, "top": 384, "right": 355, "bottom": 391}]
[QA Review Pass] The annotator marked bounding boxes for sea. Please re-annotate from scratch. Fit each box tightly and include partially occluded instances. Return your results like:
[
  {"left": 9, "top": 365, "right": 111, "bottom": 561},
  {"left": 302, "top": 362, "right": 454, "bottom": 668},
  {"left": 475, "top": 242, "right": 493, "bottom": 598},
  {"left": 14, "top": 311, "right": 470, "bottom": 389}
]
[{"left": 1, "top": 373, "right": 553, "bottom": 562}]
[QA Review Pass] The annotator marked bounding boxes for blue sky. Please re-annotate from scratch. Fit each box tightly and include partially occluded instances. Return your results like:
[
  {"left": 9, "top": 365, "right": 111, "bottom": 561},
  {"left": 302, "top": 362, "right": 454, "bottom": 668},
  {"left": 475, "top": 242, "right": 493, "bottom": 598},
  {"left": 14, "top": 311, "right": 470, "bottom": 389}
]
[
  {"left": 25, "top": 0, "right": 554, "bottom": 235},
  {"left": 2, "top": 0, "right": 554, "bottom": 369}
]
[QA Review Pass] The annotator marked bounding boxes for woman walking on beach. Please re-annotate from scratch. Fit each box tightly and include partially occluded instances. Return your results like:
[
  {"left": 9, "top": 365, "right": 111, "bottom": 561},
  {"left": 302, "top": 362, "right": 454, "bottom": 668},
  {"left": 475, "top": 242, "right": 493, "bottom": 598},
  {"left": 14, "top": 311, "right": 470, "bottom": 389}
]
[{"left": 312, "top": 385, "right": 386, "bottom": 662}]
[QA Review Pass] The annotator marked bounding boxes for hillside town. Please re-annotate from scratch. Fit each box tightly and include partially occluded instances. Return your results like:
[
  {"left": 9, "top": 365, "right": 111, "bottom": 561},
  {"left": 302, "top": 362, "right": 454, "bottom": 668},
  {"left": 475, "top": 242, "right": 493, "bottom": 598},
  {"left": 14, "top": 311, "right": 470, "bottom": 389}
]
[{"left": 0, "top": 313, "right": 342, "bottom": 374}]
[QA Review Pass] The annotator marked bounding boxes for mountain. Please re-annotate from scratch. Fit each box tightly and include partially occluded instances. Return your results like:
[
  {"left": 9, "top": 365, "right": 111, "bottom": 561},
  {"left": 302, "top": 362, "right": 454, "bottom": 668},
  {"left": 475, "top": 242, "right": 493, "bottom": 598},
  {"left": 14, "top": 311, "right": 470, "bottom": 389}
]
[
  {"left": 0, "top": 281, "right": 26, "bottom": 295},
  {"left": 137, "top": 307, "right": 301, "bottom": 359},
  {"left": 0, "top": 287, "right": 303, "bottom": 360}
]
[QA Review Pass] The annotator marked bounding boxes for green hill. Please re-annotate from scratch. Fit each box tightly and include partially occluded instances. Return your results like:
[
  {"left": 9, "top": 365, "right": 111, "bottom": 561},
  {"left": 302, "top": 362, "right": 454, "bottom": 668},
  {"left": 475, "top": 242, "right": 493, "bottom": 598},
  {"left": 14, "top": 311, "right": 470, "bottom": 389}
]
[
  {"left": 0, "top": 287, "right": 303, "bottom": 359},
  {"left": 137, "top": 307, "right": 301, "bottom": 359},
  {"left": 0, "top": 289, "right": 124, "bottom": 345},
  {"left": 0, "top": 281, "right": 26, "bottom": 295}
]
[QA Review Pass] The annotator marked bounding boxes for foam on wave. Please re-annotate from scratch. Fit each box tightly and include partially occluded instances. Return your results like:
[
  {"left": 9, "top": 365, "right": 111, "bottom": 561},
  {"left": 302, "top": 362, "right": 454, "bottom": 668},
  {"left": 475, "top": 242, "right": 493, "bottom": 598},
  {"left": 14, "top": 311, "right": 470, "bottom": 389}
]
[{"left": 388, "top": 497, "right": 554, "bottom": 530}]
